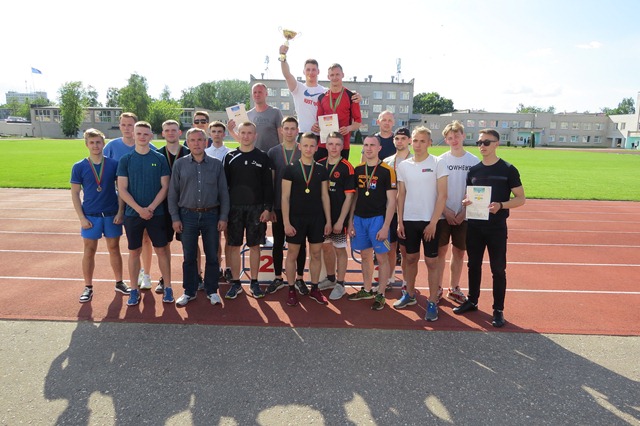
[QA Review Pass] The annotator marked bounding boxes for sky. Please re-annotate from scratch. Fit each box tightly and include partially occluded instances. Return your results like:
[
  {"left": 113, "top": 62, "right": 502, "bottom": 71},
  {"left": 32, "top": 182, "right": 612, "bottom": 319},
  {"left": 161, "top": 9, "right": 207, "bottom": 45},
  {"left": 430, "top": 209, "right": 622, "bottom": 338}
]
[{"left": 3, "top": 0, "right": 639, "bottom": 113}]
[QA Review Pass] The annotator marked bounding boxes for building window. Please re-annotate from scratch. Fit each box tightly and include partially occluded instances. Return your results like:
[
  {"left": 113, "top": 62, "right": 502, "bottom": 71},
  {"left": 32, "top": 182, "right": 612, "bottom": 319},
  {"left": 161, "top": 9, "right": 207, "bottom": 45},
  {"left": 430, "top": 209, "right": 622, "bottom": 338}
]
[
  {"left": 611, "top": 123, "right": 618, "bottom": 130},
  {"left": 280, "top": 88, "right": 290, "bottom": 97},
  {"left": 548, "top": 135, "right": 555, "bottom": 142},
  {"left": 180, "top": 111, "right": 193, "bottom": 125},
  {"left": 524, "top": 121, "right": 532, "bottom": 128},
  {"left": 94, "top": 110, "right": 114, "bottom": 123},
  {"left": 571, "top": 122, "right": 579, "bottom": 130},
  {"left": 372, "top": 104, "right": 382, "bottom": 113},
  {"left": 501, "top": 121, "right": 509, "bottom": 128},
  {"left": 361, "top": 96, "right": 370, "bottom": 106},
  {"left": 487, "top": 120, "right": 498, "bottom": 127},
  {"left": 500, "top": 133, "right": 508, "bottom": 141},
  {"left": 431, "top": 122, "right": 440, "bottom": 129},
  {"left": 398, "top": 105, "right": 409, "bottom": 114},
  {"left": 35, "top": 109, "right": 50, "bottom": 122},
  {"left": 558, "top": 136, "right": 566, "bottom": 142},
  {"left": 594, "top": 136, "right": 601, "bottom": 143},
  {"left": 466, "top": 133, "right": 473, "bottom": 140},
  {"left": 83, "top": 111, "right": 91, "bottom": 123},
  {"left": 361, "top": 110, "right": 369, "bottom": 118},
  {"left": 466, "top": 120, "right": 475, "bottom": 128},
  {"left": 385, "top": 105, "right": 396, "bottom": 113},
  {"left": 583, "top": 123, "right": 591, "bottom": 131},
  {"left": 595, "top": 123, "right": 603, "bottom": 130},
  {"left": 400, "top": 91, "right": 410, "bottom": 100},
  {"left": 560, "top": 122, "right": 568, "bottom": 130},
  {"left": 280, "top": 102, "right": 290, "bottom": 111},
  {"left": 267, "top": 88, "right": 276, "bottom": 97},
  {"left": 373, "top": 91, "right": 383, "bottom": 100},
  {"left": 620, "top": 122, "right": 626, "bottom": 130},
  {"left": 360, "top": 124, "right": 369, "bottom": 133},
  {"left": 511, "top": 121, "right": 520, "bottom": 128},
  {"left": 582, "top": 136, "right": 590, "bottom": 143},
  {"left": 570, "top": 135, "right": 579, "bottom": 143},
  {"left": 550, "top": 121, "right": 556, "bottom": 129},
  {"left": 386, "top": 91, "right": 396, "bottom": 100}
]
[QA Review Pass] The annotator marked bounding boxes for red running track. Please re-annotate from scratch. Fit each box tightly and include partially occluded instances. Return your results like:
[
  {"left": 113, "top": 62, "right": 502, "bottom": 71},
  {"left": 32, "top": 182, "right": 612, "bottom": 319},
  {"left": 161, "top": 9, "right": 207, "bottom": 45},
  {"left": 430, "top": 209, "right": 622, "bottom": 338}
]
[{"left": 0, "top": 189, "right": 638, "bottom": 335}]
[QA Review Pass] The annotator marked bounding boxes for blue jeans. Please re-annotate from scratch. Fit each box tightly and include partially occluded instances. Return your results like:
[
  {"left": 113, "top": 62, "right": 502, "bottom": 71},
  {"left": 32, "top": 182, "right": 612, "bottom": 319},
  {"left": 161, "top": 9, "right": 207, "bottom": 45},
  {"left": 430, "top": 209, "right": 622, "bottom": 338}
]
[{"left": 180, "top": 208, "right": 221, "bottom": 296}]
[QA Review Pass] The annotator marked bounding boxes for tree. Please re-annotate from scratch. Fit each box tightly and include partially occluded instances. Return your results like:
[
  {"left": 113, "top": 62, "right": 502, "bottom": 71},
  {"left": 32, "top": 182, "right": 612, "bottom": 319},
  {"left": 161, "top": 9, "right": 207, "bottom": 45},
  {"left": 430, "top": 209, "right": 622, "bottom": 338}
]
[
  {"left": 516, "top": 104, "right": 556, "bottom": 114},
  {"left": 413, "top": 92, "right": 455, "bottom": 114},
  {"left": 106, "top": 87, "right": 120, "bottom": 107},
  {"left": 118, "top": 73, "right": 152, "bottom": 120},
  {"left": 58, "top": 81, "right": 88, "bottom": 138},
  {"left": 601, "top": 97, "right": 636, "bottom": 115},
  {"left": 148, "top": 99, "right": 183, "bottom": 134},
  {"left": 86, "top": 85, "right": 101, "bottom": 107},
  {"left": 160, "top": 85, "right": 173, "bottom": 102},
  {"left": 215, "top": 79, "right": 250, "bottom": 109},
  {"left": 179, "top": 82, "right": 220, "bottom": 110}
]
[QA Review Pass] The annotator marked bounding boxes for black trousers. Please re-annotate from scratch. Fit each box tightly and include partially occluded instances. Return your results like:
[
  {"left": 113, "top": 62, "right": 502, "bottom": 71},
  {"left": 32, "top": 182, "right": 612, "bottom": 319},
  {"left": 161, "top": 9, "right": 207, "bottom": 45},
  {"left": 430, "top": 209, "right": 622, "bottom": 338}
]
[{"left": 466, "top": 224, "right": 508, "bottom": 311}]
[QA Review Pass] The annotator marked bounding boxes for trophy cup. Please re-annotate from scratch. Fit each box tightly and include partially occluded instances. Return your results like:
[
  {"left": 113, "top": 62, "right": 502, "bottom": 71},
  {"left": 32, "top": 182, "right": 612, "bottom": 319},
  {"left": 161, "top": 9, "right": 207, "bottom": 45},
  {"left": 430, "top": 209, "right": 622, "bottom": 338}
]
[{"left": 278, "top": 27, "right": 299, "bottom": 62}]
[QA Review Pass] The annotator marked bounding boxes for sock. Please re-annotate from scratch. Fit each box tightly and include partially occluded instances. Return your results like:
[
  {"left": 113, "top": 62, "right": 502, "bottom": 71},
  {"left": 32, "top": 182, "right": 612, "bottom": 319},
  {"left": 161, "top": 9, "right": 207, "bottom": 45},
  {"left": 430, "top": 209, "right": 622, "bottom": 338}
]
[
  {"left": 86, "top": 285, "right": 93, "bottom": 288},
  {"left": 336, "top": 280, "right": 344, "bottom": 286},
  {"left": 251, "top": 279, "right": 258, "bottom": 284},
  {"left": 326, "top": 274, "right": 336, "bottom": 282},
  {"left": 289, "top": 284, "right": 296, "bottom": 291},
  {"left": 232, "top": 279, "right": 241, "bottom": 285},
  {"left": 311, "top": 283, "right": 318, "bottom": 290}
]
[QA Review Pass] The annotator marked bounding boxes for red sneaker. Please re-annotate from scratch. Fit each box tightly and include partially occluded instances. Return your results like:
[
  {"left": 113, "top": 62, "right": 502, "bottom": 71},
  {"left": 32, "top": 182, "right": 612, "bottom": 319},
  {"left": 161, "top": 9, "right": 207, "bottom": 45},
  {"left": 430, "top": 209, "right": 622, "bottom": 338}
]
[
  {"left": 286, "top": 288, "right": 298, "bottom": 307},
  {"left": 309, "top": 287, "right": 329, "bottom": 305}
]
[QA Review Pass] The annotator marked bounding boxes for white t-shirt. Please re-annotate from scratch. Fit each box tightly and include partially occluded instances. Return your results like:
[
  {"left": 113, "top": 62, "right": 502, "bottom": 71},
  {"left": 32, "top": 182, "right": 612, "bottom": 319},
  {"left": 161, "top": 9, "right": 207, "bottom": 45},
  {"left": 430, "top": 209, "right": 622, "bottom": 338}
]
[
  {"left": 291, "top": 80, "right": 327, "bottom": 133},
  {"left": 205, "top": 144, "right": 231, "bottom": 162},
  {"left": 397, "top": 154, "right": 448, "bottom": 221},
  {"left": 438, "top": 150, "right": 480, "bottom": 215}
]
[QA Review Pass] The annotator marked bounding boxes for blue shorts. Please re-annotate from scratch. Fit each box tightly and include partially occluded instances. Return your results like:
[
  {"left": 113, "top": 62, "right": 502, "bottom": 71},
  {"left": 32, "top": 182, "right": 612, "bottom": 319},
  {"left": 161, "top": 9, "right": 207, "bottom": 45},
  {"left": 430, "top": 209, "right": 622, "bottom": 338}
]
[
  {"left": 81, "top": 215, "right": 123, "bottom": 240},
  {"left": 351, "top": 215, "right": 391, "bottom": 254}
]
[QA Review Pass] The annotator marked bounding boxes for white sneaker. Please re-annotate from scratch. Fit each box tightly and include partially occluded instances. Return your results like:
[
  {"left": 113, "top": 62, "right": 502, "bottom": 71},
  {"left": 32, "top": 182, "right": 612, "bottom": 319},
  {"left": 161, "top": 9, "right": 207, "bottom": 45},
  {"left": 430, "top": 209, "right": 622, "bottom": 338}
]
[
  {"left": 318, "top": 277, "right": 336, "bottom": 291},
  {"left": 176, "top": 293, "right": 196, "bottom": 306},
  {"left": 139, "top": 274, "right": 152, "bottom": 290},
  {"left": 329, "top": 283, "right": 346, "bottom": 300},
  {"left": 137, "top": 269, "right": 145, "bottom": 287},
  {"left": 208, "top": 293, "right": 222, "bottom": 305}
]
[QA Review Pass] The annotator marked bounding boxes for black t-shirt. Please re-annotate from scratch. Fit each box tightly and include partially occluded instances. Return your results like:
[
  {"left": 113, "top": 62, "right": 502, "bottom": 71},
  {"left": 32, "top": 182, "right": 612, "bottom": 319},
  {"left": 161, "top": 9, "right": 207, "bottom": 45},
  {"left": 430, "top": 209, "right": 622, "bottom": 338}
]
[
  {"left": 466, "top": 158, "right": 522, "bottom": 227},
  {"left": 223, "top": 148, "right": 273, "bottom": 208},
  {"left": 376, "top": 132, "right": 395, "bottom": 161},
  {"left": 318, "top": 157, "right": 356, "bottom": 224},
  {"left": 283, "top": 160, "right": 329, "bottom": 216},
  {"left": 354, "top": 161, "right": 397, "bottom": 218}
]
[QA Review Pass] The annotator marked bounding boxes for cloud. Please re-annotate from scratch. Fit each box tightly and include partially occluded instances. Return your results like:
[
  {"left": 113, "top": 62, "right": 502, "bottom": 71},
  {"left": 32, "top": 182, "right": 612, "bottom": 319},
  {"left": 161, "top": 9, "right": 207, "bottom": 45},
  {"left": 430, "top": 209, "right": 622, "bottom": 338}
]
[
  {"left": 577, "top": 41, "right": 603, "bottom": 49},
  {"left": 504, "top": 86, "right": 533, "bottom": 95}
]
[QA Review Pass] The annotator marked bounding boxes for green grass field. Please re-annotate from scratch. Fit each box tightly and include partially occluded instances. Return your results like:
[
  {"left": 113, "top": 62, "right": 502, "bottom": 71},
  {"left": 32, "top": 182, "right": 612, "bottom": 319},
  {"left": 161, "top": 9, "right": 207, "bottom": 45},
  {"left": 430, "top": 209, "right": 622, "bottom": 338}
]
[{"left": 1, "top": 138, "right": 639, "bottom": 201}]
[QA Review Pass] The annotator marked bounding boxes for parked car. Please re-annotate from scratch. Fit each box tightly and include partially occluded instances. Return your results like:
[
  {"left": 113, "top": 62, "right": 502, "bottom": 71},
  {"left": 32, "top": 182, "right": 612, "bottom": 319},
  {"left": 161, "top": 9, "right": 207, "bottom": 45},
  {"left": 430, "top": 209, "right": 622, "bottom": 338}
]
[{"left": 5, "top": 116, "right": 30, "bottom": 123}]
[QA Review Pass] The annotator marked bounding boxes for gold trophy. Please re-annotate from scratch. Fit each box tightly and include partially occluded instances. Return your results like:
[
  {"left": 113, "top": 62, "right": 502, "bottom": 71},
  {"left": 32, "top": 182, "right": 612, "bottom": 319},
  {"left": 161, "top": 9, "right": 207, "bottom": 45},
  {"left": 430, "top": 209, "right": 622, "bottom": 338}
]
[{"left": 278, "top": 27, "right": 298, "bottom": 62}]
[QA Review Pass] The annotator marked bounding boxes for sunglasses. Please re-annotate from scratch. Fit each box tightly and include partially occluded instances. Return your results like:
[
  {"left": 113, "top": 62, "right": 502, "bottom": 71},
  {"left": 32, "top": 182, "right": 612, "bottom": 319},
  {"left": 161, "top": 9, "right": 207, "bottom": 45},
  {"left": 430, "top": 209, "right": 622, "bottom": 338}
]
[
  {"left": 476, "top": 139, "right": 498, "bottom": 147},
  {"left": 193, "top": 119, "right": 209, "bottom": 124}
]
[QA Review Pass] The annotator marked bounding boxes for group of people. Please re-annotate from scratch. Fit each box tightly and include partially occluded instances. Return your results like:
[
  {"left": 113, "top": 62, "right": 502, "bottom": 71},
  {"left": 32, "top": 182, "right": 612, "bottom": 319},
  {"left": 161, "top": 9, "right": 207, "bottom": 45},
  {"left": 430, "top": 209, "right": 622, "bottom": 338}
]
[{"left": 71, "top": 46, "right": 525, "bottom": 327}]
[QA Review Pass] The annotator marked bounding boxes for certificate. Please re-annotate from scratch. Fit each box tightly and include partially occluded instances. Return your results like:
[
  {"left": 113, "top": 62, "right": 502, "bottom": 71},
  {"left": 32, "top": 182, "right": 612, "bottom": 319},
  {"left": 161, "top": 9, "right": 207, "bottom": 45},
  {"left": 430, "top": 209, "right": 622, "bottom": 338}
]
[
  {"left": 318, "top": 114, "right": 339, "bottom": 144},
  {"left": 226, "top": 104, "right": 250, "bottom": 124},
  {"left": 466, "top": 186, "right": 492, "bottom": 220}
]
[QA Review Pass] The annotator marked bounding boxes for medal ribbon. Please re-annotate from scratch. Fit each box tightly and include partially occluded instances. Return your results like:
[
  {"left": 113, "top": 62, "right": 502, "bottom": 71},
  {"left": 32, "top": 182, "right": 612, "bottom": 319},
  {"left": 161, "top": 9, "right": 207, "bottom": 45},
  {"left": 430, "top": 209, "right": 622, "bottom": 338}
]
[
  {"left": 365, "top": 161, "right": 380, "bottom": 192},
  {"left": 328, "top": 88, "right": 344, "bottom": 113},
  {"left": 326, "top": 157, "right": 342, "bottom": 178},
  {"left": 87, "top": 158, "right": 104, "bottom": 188},
  {"left": 299, "top": 159, "right": 315, "bottom": 192},
  {"left": 282, "top": 144, "right": 295, "bottom": 166}
]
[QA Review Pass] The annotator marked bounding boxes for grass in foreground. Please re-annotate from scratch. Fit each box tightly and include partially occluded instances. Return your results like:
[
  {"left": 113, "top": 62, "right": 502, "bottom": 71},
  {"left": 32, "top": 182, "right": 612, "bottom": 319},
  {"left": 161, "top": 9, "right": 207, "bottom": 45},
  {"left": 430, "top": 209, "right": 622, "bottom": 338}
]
[{"left": 0, "top": 138, "right": 639, "bottom": 201}]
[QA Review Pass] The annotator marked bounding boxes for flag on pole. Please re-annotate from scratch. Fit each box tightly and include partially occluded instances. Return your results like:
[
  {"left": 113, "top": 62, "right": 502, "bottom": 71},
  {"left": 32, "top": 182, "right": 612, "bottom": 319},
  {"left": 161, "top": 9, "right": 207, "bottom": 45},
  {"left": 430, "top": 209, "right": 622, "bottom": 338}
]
[{"left": 31, "top": 67, "right": 42, "bottom": 74}]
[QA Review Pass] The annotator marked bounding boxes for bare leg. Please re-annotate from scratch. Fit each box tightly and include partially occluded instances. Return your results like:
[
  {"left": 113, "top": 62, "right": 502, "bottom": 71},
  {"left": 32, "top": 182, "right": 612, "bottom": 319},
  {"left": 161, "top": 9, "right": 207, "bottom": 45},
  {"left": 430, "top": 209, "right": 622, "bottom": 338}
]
[
  {"left": 404, "top": 252, "right": 420, "bottom": 295},
  {"left": 308, "top": 243, "right": 323, "bottom": 284},
  {"left": 82, "top": 239, "right": 98, "bottom": 286},
  {"left": 335, "top": 247, "right": 348, "bottom": 282},
  {"left": 436, "top": 244, "right": 449, "bottom": 289},
  {"left": 154, "top": 245, "right": 171, "bottom": 287},
  {"left": 141, "top": 231, "right": 153, "bottom": 276},
  {"left": 249, "top": 245, "right": 261, "bottom": 279},
  {"left": 426, "top": 257, "right": 439, "bottom": 302},
  {"left": 225, "top": 245, "right": 241, "bottom": 280},
  {"left": 360, "top": 248, "right": 374, "bottom": 291},
  {"left": 285, "top": 243, "right": 301, "bottom": 285},
  {"left": 376, "top": 251, "right": 390, "bottom": 292},
  {"left": 128, "top": 248, "right": 143, "bottom": 290},
  {"left": 322, "top": 242, "right": 336, "bottom": 277},
  {"left": 449, "top": 246, "right": 465, "bottom": 289},
  {"left": 105, "top": 237, "right": 123, "bottom": 282}
]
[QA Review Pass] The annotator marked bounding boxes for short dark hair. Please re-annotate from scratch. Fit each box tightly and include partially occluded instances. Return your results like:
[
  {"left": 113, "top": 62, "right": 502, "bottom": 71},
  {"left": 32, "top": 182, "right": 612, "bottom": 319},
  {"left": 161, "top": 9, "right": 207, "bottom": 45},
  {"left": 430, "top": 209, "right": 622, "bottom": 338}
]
[
  {"left": 479, "top": 128, "right": 500, "bottom": 141},
  {"left": 282, "top": 116, "right": 299, "bottom": 126},
  {"left": 304, "top": 59, "right": 319, "bottom": 68},
  {"left": 300, "top": 132, "right": 318, "bottom": 144}
]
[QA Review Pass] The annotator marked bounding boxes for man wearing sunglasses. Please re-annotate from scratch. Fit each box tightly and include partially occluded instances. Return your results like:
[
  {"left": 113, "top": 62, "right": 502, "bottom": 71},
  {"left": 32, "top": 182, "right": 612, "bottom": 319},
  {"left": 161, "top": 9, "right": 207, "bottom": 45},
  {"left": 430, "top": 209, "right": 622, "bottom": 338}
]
[
  {"left": 191, "top": 111, "right": 213, "bottom": 148},
  {"left": 453, "top": 129, "right": 526, "bottom": 327}
]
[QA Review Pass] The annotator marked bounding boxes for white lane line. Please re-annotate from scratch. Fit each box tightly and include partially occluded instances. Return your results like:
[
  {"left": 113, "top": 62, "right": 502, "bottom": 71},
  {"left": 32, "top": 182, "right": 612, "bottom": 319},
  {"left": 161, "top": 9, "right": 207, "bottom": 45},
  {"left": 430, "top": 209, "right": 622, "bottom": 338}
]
[
  {"left": 0, "top": 276, "right": 638, "bottom": 295},
  {"left": 510, "top": 242, "right": 640, "bottom": 248}
]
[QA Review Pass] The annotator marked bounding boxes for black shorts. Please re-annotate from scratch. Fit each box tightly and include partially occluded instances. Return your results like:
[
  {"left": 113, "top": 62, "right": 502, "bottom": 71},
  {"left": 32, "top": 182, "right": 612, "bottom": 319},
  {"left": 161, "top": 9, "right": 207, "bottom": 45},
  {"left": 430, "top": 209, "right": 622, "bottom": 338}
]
[
  {"left": 437, "top": 219, "right": 467, "bottom": 250},
  {"left": 226, "top": 205, "right": 266, "bottom": 247},
  {"left": 124, "top": 215, "right": 169, "bottom": 250},
  {"left": 403, "top": 220, "right": 440, "bottom": 258},
  {"left": 390, "top": 214, "right": 405, "bottom": 245},
  {"left": 286, "top": 214, "right": 325, "bottom": 245}
]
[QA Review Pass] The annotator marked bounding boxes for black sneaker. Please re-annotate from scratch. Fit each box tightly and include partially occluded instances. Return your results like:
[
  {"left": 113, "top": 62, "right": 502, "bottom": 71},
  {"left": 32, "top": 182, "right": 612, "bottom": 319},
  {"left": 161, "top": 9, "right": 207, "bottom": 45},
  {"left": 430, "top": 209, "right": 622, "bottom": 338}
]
[
  {"left": 115, "top": 281, "right": 131, "bottom": 294},
  {"left": 79, "top": 286, "right": 93, "bottom": 303},
  {"left": 266, "top": 278, "right": 285, "bottom": 294},
  {"left": 453, "top": 299, "right": 478, "bottom": 315},
  {"left": 295, "top": 279, "right": 309, "bottom": 295},
  {"left": 492, "top": 310, "right": 506, "bottom": 328},
  {"left": 224, "top": 268, "right": 233, "bottom": 282},
  {"left": 154, "top": 278, "right": 165, "bottom": 294}
]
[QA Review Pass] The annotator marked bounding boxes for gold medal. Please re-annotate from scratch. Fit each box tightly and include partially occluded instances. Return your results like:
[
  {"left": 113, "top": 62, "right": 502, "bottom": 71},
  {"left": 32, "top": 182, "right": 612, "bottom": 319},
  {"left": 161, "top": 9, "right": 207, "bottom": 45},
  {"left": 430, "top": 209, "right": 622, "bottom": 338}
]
[
  {"left": 305, "top": 188, "right": 310, "bottom": 194},
  {"left": 365, "top": 191, "right": 370, "bottom": 196},
  {"left": 96, "top": 186, "right": 102, "bottom": 192}
]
